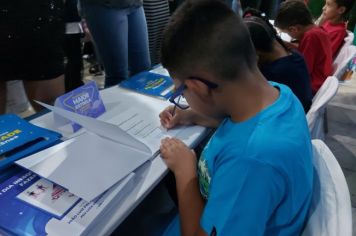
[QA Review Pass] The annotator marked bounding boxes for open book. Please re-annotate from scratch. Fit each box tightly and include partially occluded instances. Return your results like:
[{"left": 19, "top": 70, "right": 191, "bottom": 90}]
[{"left": 16, "top": 100, "right": 204, "bottom": 202}]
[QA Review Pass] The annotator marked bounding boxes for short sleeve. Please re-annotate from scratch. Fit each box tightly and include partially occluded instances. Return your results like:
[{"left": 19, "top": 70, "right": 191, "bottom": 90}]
[{"left": 200, "top": 157, "right": 286, "bottom": 236}]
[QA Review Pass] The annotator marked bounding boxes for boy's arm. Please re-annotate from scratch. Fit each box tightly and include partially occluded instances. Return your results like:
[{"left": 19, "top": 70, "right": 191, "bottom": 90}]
[
  {"left": 190, "top": 110, "right": 221, "bottom": 128},
  {"left": 175, "top": 168, "right": 208, "bottom": 236},
  {"left": 160, "top": 138, "right": 208, "bottom": 236}
]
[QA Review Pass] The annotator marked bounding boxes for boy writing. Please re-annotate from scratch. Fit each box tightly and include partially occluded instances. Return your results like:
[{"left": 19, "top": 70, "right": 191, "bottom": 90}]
[
  {"left": 159, "top": 0, "right": 313, "bottom": 235},
  {"left": 319, "top": 0, "right": 355, "bottom": 57},
  {"left": 275, "top": 0, "right": 333, "bottom": 94}
]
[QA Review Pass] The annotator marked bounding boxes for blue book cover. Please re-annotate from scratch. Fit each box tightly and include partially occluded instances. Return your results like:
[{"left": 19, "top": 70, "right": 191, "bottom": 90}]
[
  {"left": 0, "top": 168, "right": 136, "bottom": 236},
  {"left": 119, "top": 71, "right": 174, "bottom": 99},
  {"left": 0, "top": 169, "right": 53, "bottom": 236},
  {"left": 0, "top": 114, "right": 62, "bottom": 170}
]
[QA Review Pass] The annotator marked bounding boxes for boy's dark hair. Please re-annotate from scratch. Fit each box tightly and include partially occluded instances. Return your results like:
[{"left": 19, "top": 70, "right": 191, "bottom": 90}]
[
  {"left": 243, "top": 8, "right": 289, "bottom": 53},
  {"left": 161, "top": 0, "right": 257, "bottom": 81},
  {"left": 274, "top": 0, "right": 313, "bottom": 29},
  {"left": 334, "top": 0, "right": 355, "bottom": 20}
]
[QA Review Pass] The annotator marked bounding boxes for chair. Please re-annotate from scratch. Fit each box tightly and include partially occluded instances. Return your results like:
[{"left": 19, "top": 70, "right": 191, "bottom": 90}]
[
  {"left": 333, "top": 31, "right": 356, "bottom": 79},
  {"left": 302, "top": 139, "right": 352, "bottom": 236},
  {"left": 306, "top": 76, "right": 339, "bottom": 140}
]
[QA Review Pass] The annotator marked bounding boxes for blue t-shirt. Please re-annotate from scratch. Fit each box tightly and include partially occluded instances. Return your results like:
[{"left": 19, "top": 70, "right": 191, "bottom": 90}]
[
  {"left": 163, "top": 82, "right": 313, "bottom": 236},
  {"left": 260, "top": 51, "right": 313, "bottom": 113}
]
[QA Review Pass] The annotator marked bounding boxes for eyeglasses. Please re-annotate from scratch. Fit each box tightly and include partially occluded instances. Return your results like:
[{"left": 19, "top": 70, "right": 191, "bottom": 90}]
[
  {"left": 169, "top": 77, "right": 218, "bottom": 114},
  {"left": 169, "top": 83, "right": 189, "bottom": 111}
]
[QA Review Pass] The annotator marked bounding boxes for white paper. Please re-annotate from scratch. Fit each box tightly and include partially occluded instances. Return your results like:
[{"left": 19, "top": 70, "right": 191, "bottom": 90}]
[
  {"left": 35, "top": 101, "right": 151, "bottom": 154},
  {"left": 16, "top": 132, "right": 151, "bottom": 202},
  {"left": 106, "top": 107, "right": 181, "bottom": 153},
  {"left": 16, "top": 139, "right": 76, "bottom": 168}
]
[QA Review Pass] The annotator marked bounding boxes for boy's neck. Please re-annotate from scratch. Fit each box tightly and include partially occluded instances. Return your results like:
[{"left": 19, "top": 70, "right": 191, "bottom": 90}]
[
  {"left": 259, "top": 40, "right": 290, "bottom": 64},
  {"left": 327, "top": 17, "right": 344, "bottom": 25},
  {"left": 299, "top": 24, "right": 316, "bottom": 39},
  {"left": 222, "top": 71, "right": 280, "bottom": 123}
]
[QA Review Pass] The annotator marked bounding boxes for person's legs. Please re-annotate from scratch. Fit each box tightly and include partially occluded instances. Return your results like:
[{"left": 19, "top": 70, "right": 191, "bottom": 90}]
[
  {"left": 64, "top": 33, "right": 84, "bottom": 92},
  {"left": 127, "top": 6, "right": 151, "bottom": 75},
  {"left": 142, "top": 0, "right": 170, "bottom": 65},
  {"left": 0, "top": 80, "right": 6, "bottom": 114},
  {"left": 23, "top": 75, "right": 65, "bottom": 112},
  {"left": 82, "top": 4, "right": 129, "bottom": 87}
]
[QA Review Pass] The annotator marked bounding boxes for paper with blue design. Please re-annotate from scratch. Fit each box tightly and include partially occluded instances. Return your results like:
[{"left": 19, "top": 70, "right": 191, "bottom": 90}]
[
  {"left": 16, "top": 178, "right": 80, "bottom": 219},
  {"left": 54, "top": 81, "right": 106, "bottom": 133},
  {"left": 16, "top": 100, "right": 182, "bottom": 202}
]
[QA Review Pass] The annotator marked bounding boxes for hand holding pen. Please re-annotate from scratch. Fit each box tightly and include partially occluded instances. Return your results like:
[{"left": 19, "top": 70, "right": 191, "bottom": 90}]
[{"left": 159, "top": 105, "right": 179, "bottom": 129}]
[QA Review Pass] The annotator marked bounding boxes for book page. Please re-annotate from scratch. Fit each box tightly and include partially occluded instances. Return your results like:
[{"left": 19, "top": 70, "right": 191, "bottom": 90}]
[
  {"left": 16, "top": 132, "right": 151, "bottom": 202},
  {"left": 35, "top": 101, "right": 151, "bottom": 154},
  {"left": 106, "top": 107, "right": 180, "bottom": 154}
]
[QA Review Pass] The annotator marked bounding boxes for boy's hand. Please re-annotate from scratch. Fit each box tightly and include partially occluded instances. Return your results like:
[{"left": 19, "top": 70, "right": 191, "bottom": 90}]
[
  {"left": 159, "top": 106, "right": 192, "bottom": 129},
  {"left": 160, "top": 138, "right": 197, "bottom": 177}
]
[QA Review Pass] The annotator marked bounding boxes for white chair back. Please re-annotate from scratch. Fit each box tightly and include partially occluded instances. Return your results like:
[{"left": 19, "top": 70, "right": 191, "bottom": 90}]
[
  {"left": 333, "top": 31, "right": 356, "bottom": 79},
  {"left": 302, "top": 139, "right": 352, "bottom": 236},
  {"left": 306, "top": 76, "right": 339, "bottom": 140}
]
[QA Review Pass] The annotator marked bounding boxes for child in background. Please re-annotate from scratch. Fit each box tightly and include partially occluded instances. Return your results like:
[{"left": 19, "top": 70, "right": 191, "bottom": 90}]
[
  {"left": 243, "top": 9, "right": 313, "bottom": 112},
  {"left": 275, "top": 0, "right": 333, "bottom": 94},
  {"left": 159, "top": 1, "right": 313, "bottom": 235},
  {"left": 319, "top": 0, "right": 355, "bottom": 58}
]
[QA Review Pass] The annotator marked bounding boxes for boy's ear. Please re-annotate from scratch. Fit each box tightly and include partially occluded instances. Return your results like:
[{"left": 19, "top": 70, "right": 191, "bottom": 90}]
[
  {"left": 185, "top": 79, "right": 212, "bottom": 98},
  {"left": 337, "top": 6, "right": 346, "bottom": 15},
  {"left": 288, "top": 26, "right": 299, "bottom": 34}
]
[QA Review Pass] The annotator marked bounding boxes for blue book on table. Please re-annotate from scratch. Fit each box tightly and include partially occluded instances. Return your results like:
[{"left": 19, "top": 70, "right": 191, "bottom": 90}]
[
  {"left": 119, "top": 71, "right": 174, "bottom": 99},
  {"left": 0, "top": 114, "right": 62, "bottom": 171},
  {"left": 0, "top": 169, "right": 52, "bottom": 236},
  {"left": 0, "top": 169, "right": 79, "bottom": 235}
]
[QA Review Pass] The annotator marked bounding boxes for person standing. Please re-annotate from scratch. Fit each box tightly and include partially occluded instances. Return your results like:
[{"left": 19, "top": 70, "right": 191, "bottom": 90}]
[
  {"left": 80, "top": 0, "right": 151, "bottom": 87},
  {"left": 64, "top": 0, "right": 84, "bottom": 92},
  {"left": 143, "top": 0, "right": 170, "bottom": 65},
  {"left": 0, "top": 0, "right": 66, "bottom": 113}
]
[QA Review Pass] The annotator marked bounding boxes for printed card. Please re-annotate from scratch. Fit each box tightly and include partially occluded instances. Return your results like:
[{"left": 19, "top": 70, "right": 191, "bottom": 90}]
[
  {"left": 54, "top": 81, "right": 106, "bottom": 132},
  {"left": 16, "top": 178, "right": 80, "bottom": 219}
]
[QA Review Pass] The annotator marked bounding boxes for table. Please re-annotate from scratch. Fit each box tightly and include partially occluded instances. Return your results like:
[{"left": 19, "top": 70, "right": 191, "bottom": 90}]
[
  {"left": 328, "top": 75, "right": 356, "bottom": 125},
  {"left": 29, "top": 85, "right": 208, "bottom": 235}
]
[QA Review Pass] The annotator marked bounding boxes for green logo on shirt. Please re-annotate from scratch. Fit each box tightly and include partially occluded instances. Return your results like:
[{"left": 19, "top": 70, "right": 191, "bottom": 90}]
[{"left": 198, "top": 157, "right": 211, "bottom": 200}]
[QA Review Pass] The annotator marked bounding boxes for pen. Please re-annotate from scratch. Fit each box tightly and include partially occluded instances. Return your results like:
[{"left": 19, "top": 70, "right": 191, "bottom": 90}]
[{"left": 171, "top": 104, "right": 177, "bottom": 117}]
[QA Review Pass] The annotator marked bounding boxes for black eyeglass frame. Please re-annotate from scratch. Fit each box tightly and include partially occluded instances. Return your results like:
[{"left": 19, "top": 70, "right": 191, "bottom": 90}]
[{"left": 168, "top": 76, "right": 218, "bottom": 110}]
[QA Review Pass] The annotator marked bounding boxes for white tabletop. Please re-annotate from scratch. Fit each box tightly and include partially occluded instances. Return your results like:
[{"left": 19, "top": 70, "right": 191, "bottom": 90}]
[{"left": 328, "top": 75, "right": 356, "bottom": 125}]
